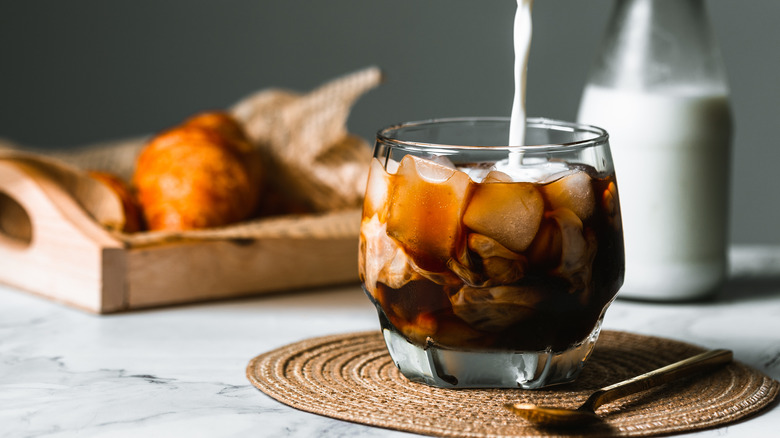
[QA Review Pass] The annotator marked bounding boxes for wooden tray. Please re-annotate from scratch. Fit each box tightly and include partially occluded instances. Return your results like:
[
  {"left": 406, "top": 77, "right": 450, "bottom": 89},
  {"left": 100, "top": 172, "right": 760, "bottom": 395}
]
[{"left": 0, "top": 159, "right": 360, "bottom": 314}]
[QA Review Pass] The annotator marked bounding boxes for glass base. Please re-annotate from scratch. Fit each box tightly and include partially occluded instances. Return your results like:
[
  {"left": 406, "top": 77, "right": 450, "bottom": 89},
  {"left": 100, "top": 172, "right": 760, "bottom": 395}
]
[{"left": 381, "top": 319, "right": 603, "bottom": 389}]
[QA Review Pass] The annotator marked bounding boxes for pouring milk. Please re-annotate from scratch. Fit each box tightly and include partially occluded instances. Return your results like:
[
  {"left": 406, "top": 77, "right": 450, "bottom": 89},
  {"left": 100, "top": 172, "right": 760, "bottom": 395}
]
[
  {"left": 509, "top": 0, "right": 533, "bottom": 146},
  {"left": 500, "top": 0, "right": 571, "bottom": 184}
]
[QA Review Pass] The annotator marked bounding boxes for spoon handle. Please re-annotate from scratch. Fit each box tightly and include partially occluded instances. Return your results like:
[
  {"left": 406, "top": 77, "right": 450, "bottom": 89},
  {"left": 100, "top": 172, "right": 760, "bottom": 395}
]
[{"left": 582, "top": 349, "right": 733, "bottom": 412}]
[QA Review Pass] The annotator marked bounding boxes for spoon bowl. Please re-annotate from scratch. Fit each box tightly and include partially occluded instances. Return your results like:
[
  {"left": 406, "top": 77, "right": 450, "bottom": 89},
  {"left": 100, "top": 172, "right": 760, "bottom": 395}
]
[
  {"left": 506, "top": 349, "right": 733, "bottom": 428},
  {"left": 506, "top": 403, "right": 600, "bottom": 427}
]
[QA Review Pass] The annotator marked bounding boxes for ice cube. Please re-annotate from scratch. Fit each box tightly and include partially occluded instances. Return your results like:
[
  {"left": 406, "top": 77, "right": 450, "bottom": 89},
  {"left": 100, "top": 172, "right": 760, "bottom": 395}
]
[
  {"left": 455, "top": 163, "right": 502, "bottom": 183},
  {"left": 527, "top": 217, "right": 562, "bottom": 269},
  {"left": 494, "top": 157, "right": 570, "bottom": 182},
  {"left": 363, "top": 158, "right": 391, "bottom": 221},
  {"left": 527, "top": 208, "right": 596, "bottom": 293},
  {"left": 385, "top": 157, "right": 401, "bottom": 174},
  {"left": 603, "top": 181, "right": 616, "bottom": 214},
  {"left": 482, "top": 256, "right": 526, "bottom": 285},
  {"left": 468, "top": 233, "right": 522, "bottom": 260},
  {"left": 551, "top": 208, "right": 595, "bottom": 281},
  {"left": 427, "top": 154, "right": 457, "bottom": 170},
  {"left": 447, "top": 257, "right": 485, "bottom": 287},
  {"left": 568, "top": 229, "right": 597, "bottom": 301},
  {"left": 542, "top": 171, "right": 595, "bottom": 220},
  {"left": 482, "top": 170, "right": 513, "bottom": 183},
  {"left": 428, "top": 317, "right": 485, "bottom": 348},
  {"left": 408, "top": 154, "right": 459, "bottom": 183},
  {"left": 359, "top": 214, "right": 421, "bottom": 296},
  {"left": 462, "top": 182, "right": 543, "bottom": 253},
  {"left": 466, "top": 233, "right": 526, "bottom": 285},
  {"left": 386, "top": 155, "right": 472, "bottom": 272},
  {"left": 397, "top": 312, "right": 438, "bottom": 346},
  {"left": 449, "top": 285, "right": 544, "bottom": 332},
  {"left": 447, "top": 237, "right": 526, "bottom": 287},
  {"left": 602, "top": 180, "right": 621, "bottom": 230},
  {"left": 603, "top": 181, "right": 619, "bottom": 218}
]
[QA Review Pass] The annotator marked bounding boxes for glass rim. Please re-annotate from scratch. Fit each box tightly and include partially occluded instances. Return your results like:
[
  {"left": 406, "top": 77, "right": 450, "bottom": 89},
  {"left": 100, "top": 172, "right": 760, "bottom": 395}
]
[{"left": 376, "top": 117, "right": 609, "bottom": 153}]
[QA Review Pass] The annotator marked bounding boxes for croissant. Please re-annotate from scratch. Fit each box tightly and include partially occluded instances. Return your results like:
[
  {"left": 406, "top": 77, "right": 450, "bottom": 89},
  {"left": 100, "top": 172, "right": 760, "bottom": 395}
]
[
  {"left": 133, "top": 111, "right": 262, "bottom": 231},
  {"left": 88, "top": 170, "right": 143, "bottom": 233},
  {"left": 182, "top": 111, "right": 254, "bottom": 154}
]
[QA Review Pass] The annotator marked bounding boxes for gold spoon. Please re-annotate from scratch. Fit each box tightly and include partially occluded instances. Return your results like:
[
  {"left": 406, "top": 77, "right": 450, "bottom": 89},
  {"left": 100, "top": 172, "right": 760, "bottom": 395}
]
[{"left": 506, "top": 348, "right": 733, "bottom": 428}]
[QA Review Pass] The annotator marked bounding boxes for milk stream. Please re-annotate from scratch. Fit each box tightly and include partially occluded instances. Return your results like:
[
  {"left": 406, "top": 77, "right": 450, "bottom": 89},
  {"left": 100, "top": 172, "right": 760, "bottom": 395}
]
[
  {"left": 509, "top": 0, "right": 533, "bottom": 149},
  {"left": 577, "top": 84, "right": 732, "bottom": 300}
]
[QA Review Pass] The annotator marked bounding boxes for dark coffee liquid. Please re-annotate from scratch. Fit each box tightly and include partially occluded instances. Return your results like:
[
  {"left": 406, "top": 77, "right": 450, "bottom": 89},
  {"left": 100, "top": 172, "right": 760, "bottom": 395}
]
[{"left": 362, "top": 166, "right": 624, "bottom": 353}]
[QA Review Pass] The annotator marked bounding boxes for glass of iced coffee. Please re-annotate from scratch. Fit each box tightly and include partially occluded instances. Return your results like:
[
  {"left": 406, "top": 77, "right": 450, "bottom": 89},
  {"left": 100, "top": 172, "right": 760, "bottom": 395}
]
[{"left": 359, "top": 117, "right": 624, "bottom": 389}]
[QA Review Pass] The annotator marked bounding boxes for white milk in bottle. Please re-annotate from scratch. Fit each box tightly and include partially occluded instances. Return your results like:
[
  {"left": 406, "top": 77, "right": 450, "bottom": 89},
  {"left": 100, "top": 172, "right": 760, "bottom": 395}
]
[
  {"left": 577, "top": 0, "right": 733, "bottom": 301},
  {"left": 578, "top": 85, "right": 731, "bottom": 300}
]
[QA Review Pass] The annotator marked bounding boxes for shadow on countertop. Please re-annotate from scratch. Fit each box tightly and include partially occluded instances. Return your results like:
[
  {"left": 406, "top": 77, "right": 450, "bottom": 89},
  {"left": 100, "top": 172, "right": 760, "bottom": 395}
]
[
  {"left": 720, "top": 245, "right": 780, "bottom": 302},
  {"left": 616, "top": 245, "right": 780, "bottom": 305},
  {"left": 719, "top": 275, "right": 780, "bottom": 302}
]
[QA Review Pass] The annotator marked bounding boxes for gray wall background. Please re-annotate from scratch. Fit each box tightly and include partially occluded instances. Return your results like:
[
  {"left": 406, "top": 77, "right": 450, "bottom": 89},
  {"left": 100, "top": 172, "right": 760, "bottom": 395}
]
[{"left": 1, "top": 1, "right": 778, "bottom": 245}]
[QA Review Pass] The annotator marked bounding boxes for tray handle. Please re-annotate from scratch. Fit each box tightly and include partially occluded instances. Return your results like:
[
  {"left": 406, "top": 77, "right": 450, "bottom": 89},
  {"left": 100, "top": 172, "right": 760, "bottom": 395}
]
[{"left": 0, "top": 160, "right": 124, "bottom": 312}]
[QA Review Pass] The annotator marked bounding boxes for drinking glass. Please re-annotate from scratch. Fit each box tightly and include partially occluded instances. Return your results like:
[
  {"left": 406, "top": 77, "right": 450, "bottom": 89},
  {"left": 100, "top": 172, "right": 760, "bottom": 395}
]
[{"left": 359, "top": 117, "right": 624, "bottom": 389}]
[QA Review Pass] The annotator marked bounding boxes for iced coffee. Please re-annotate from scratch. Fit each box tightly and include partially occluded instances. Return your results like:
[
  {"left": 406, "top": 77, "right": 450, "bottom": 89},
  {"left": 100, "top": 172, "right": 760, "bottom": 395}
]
[{"left": 359, "top": 118, "right": 624, "bottom": 388}]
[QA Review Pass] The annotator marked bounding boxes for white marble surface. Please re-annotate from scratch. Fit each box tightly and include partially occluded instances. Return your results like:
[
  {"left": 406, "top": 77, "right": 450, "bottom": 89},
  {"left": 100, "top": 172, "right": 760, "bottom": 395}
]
[{"left": 2, "top": 248, "right": 780, "bottom": 438}]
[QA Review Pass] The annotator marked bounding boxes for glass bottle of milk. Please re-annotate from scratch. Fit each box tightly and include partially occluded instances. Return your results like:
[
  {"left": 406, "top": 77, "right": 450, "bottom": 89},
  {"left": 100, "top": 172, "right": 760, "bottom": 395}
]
[{"left": 577, "top": 0, "right": 732, "bottom": 301}]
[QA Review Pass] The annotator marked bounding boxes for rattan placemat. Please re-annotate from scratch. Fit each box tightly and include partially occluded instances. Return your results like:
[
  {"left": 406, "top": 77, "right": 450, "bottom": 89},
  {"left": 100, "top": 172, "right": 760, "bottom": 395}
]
[{"left": 246, "top": 330, "right": 779, "bottom": 437}]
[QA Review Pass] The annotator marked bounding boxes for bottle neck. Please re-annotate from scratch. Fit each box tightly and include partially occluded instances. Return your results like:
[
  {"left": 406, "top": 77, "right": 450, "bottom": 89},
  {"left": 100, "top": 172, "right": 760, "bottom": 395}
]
[{"left": 589, "top": 0, "right": 728, "bottom": 93}]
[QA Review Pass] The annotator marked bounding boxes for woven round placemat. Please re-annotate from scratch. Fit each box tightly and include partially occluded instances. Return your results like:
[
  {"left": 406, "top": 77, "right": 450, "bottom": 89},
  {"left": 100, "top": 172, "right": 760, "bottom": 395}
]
[{"left": 246, "top": 330, "right": 779, "bottom": 437}]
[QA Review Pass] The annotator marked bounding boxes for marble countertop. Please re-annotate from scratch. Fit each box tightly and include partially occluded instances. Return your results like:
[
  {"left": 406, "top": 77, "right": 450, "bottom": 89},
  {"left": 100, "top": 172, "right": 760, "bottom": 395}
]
[{"left": 2, "top": 247, "right": 780, "bottom": 437}]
